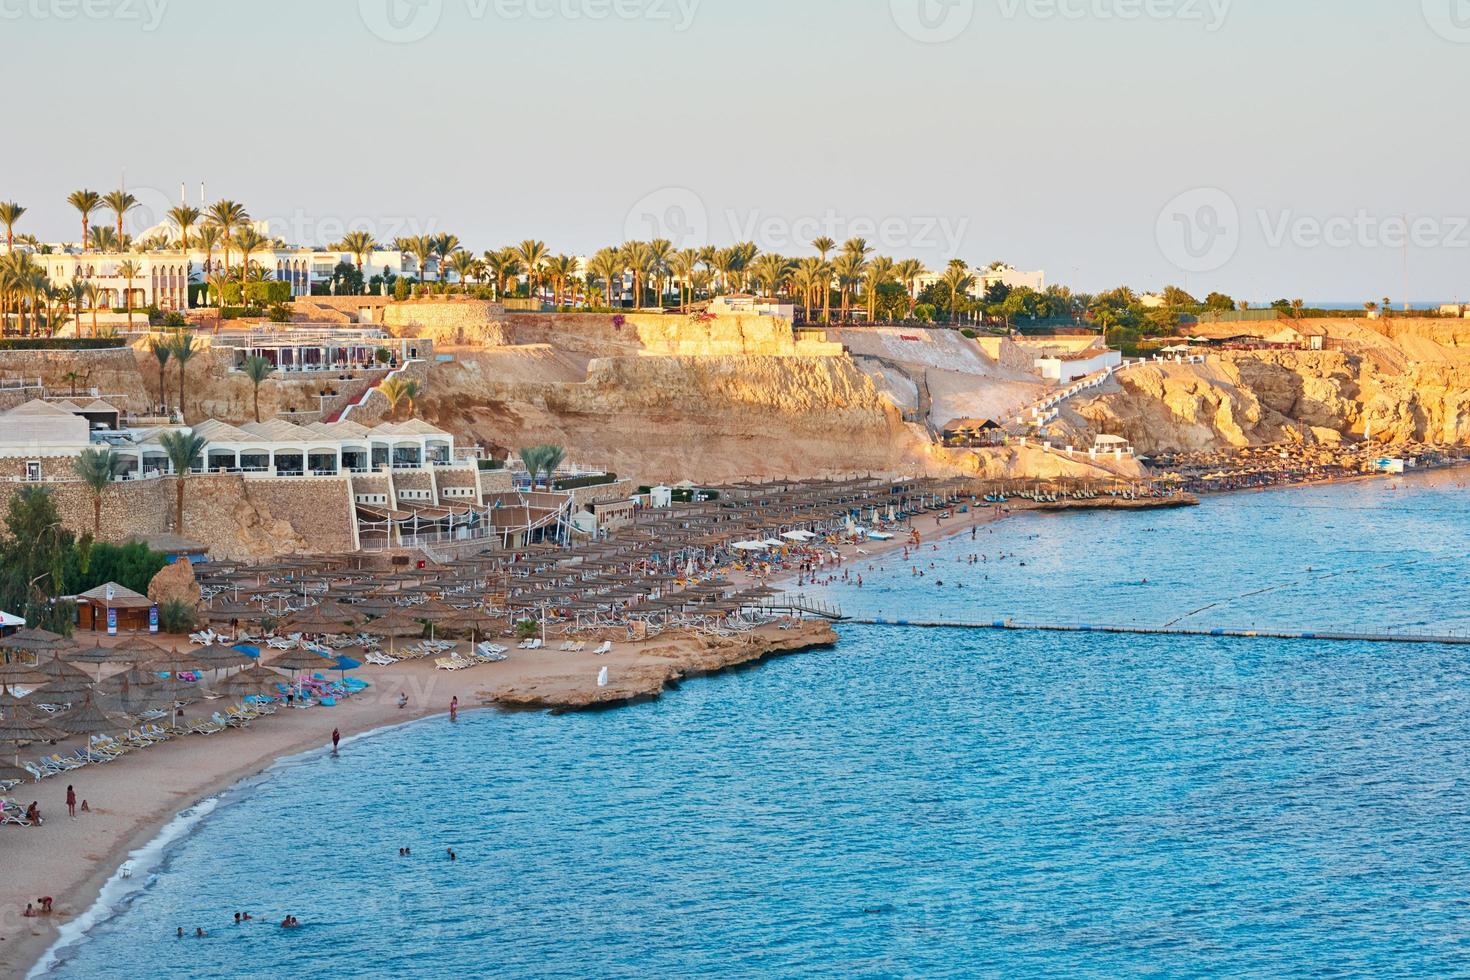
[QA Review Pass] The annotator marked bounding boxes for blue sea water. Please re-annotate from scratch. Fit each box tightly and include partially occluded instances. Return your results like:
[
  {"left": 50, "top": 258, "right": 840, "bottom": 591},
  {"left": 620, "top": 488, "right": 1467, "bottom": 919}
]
[{"left": 46, "top": 473, "right": 1470, "bottom": 979}]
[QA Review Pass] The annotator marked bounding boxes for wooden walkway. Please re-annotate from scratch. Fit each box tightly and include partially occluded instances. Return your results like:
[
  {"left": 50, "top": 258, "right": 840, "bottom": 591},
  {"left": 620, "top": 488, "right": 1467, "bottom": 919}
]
[{"left": 841, "top": 618, "right": 1470, "bottom": 647}]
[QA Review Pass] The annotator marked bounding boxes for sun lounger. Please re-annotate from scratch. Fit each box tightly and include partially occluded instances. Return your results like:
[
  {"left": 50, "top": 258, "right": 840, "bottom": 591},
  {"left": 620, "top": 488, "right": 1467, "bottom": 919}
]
[{"left": 593, "top": 641, "right": 613, "bottom": 656}]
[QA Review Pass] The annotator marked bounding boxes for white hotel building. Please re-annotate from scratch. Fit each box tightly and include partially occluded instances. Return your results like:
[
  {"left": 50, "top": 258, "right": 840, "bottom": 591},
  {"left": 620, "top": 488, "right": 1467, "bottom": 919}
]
[{"left": 36, "top": 246, "right": 421, "bottom": 312}]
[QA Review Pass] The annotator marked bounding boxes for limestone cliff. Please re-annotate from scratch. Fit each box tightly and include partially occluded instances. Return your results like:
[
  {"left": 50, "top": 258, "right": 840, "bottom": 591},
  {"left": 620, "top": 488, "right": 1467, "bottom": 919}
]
[
  {"left": 1066, "top": 319, "right": 1470, "bottom": 453},
  {"left": 423, "top": 353, "right": 937, "bottom": 482}
]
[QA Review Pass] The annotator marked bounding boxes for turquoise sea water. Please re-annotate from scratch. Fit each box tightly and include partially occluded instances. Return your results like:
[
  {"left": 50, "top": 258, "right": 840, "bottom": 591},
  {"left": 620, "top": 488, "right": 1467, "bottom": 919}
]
[{"left": 46, "top": 474, "right": 1470, "bottom": 978}]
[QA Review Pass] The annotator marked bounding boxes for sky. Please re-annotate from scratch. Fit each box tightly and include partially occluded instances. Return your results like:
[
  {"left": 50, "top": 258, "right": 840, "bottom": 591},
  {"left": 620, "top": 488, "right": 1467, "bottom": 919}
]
[{"left": 5, "top": 0, "right": 1469, "bottom": 303}]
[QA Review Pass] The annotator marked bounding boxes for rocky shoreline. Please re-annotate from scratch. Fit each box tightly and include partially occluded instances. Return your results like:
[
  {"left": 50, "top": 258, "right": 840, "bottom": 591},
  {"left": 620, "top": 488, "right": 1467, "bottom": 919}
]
[{"left": 476, "top": 619, "right": 840, "bottom": 711}]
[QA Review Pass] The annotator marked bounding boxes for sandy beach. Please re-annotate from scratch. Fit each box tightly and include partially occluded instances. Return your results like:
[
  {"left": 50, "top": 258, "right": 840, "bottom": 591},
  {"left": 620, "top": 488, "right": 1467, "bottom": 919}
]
[{"left": 0, "top": 618, "right": 836, "bottom": 976}]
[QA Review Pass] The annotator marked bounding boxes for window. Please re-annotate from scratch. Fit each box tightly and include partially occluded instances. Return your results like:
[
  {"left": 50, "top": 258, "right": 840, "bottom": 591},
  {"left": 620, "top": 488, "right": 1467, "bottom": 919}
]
[{"left": 24, "top": 461, "right": 41, "bottom": 482}]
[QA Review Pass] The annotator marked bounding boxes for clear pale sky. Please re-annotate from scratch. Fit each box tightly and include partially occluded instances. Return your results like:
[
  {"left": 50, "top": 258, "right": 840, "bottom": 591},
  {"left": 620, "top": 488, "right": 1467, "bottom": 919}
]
[{"left": 8, "top": 0, "right": 1468, "bottom": 303}]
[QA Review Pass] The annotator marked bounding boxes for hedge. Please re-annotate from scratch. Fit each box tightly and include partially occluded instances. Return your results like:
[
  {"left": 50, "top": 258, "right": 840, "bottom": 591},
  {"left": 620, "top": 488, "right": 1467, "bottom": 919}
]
[
  {"left": 554, "top": 473, "right": 619, "bottom": 491},
  {"left": 477, "top": 459, "right": 506, "bottom": 471},
  {"left": 0, "top": 337, "right": 126, "bottom": 350},
  {"left": 222, "top": 281, "right": 292, "bottom": 306}
]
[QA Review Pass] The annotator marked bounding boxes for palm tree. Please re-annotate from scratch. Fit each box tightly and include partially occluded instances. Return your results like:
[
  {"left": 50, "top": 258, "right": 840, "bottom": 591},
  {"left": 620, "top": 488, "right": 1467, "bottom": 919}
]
[
  {"left": 149, "top": 337, "right": 171, "bottom": 412},
  {"left": 543, "top": 254, "right": 578, "bottom": 306},
  {"left": 647, "top": 238, "right": 674, "bottom": 306},
  {"left": 66, "top": 279, "right": 88, "bottom": 337},
  {"left": 587, "top": 249, "right": 623, "bottom": 308},
  {"left": 83, "top": 282, "right": 101, "bottom": 337},
  {"left": 519, "top": 444, "right": 564, "bottom": 488},
  {"left": 864, "top": 257, "right": 896, "bottom": 322},
  {"left": 206, "top": 200, "right": 249, "bottom": 276},
  {"left": 812, "top": 237, "right": 836, "bottom": 262},
  {"left": 195, "top": 224, "right": 221, "bottom": 277},
  {"left": 381, "top": 376, "right": 415, "bottom": 420},
  {"left": 338, "top": 230, "right": 378, "bottom": 279},
  {"left": 233, "top": 227, "right": 267, "bottom": 301},
  {"left": 752, "top": 253, "right": 794, "bottom": 300},
  {"left": 399, "top": 379, "right": 421, "bottom": 419},
  {"left": 621, "top": 241, "right": 655, "bottom": 308},
  {"left": 73, "top": 447, "right": 123, "bottom": 535},
  {"left": 1291, "top": 298, "right": 1305, "bottom": 321},
  {"left": 167, "top": 205, "right": 201, "bottom": 252},
  {"left": 87, "top": 226, "right": 121, "bottom": 253},
  {"left": 941, "top": 263, "right": 976, "bottom": 326},
  {"left": 241, "top": 354, "right": 275, "bottom": 422},
  {"left": 205, "top": 272, "right": 230, "bottom": 311},
  {"left": 406, "top": 235, "right": 436, "bottom": 289},
  {"left": 894, "top": 258, "right": 927, "bottom": 319},
  {"left": 158, "top": 431, "right": 206, "bottom": 534},
  {"left": 0, "top": 202, "right": 25, "bottom": 252},
  {"left": 67, "top": 189, "right": 102, "bottom": 252},
  {"left": 842, "top": 237, "right": 873, "bottom": 262},
  {"left": 832, "top": 253, "right": 866, "bottom": 323},
  {"left": 432, "top": 234, "right": 461, "bottom": 284},
  {"left": 168, "top": 331, "right": 198, "bottom": 420},
  {"left": 668, "top": 248, "right": 699, "bottom": 312},
  {"left": 116, "top": 259, "right": 140, "bottom": 328},
  {"left": 102, "top": 190, "right": 138, "bottom": 242},
  {"left": 516, "top": 240, "right": 549, "bottom": 300},
  {"left": 449, "top": 251, "right": 480, "bottom": 294}
]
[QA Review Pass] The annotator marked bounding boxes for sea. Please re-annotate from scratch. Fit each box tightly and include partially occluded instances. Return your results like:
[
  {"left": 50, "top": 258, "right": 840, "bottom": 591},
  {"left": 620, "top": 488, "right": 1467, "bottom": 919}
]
[{"left": 40, "top": 472, "right": 1470, "bottom": 978}]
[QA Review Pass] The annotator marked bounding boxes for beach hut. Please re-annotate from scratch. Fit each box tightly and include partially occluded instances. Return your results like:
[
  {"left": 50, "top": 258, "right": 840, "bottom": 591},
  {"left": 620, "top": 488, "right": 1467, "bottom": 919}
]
[{"left": 72, "top": 583, "right": 158, "bottom": 634}]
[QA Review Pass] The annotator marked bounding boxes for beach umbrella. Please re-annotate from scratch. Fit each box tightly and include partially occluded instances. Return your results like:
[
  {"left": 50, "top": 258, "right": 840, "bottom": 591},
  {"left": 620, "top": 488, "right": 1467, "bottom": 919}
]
[
  {"left": 283, "top": 603, "right": 359, "bottom": 635},
  {"left": 360, "top": 609, "right": 425, "bottom": 658},
  {"left": 192, "top": 644, "right": 256, "bottom": 671},
  {"left": 63, "top": 638, "right": 140, "bottom": 683},
  {"left": 54, "top": 697, "right": 135, "bottom": 759},
  {"left": 0, "top": 705, "right": 66, "bottom": 767},
  {"left": 0, "top": 627, "right": 71, "bottom": 656},
  {"left": 218, "top": 664, "right": 289, "bottom": 699},
  {"left": 0, "top": 659, "right": 47, "bottom": 689},
  {"left": 109, "top": 635, "right": 173, "bottom": 663},
  {"left": 27, "top": 675, "right": 95, "bottom": 707}
]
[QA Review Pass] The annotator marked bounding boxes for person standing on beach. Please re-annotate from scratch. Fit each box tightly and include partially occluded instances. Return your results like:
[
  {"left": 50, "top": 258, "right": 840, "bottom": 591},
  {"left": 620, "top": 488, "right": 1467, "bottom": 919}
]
[
  {"left": 450, "top": 696, "right": 458, "bottom": 721},
  {"left": 331, "top": 728, "right": 340, "bottom": 754},
  {"left": 66, "top": 785, "right": 76, "bottom": 819}
]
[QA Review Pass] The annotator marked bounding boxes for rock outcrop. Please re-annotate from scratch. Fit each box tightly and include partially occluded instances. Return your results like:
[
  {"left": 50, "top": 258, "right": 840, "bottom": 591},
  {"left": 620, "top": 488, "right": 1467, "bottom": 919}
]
[{"left": 146, "top": 559, "right": 201, "bottom": 610}]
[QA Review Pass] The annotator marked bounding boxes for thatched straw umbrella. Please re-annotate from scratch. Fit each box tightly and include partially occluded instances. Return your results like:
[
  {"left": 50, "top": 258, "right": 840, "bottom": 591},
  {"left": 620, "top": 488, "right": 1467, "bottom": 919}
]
[
  {"left": 218, "top": 664, "right": 288, "bottom": 699},
  {"left": 54, "top": 696, "right": 134, "bottom": 760},
  {"left": 0, "top": 705, "right": 66, "bottom": 768}
]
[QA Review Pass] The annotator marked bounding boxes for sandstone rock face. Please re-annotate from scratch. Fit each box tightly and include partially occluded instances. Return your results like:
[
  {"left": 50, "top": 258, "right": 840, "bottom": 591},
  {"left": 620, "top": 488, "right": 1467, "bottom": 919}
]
[
  {"left": 147, "top": 559, "right": 201, "bottom": 610},
  {"left": 1067, "top": 327, "right": 1470, "bottom": 454},
  {"left": 425, "top": 353, "right": 936, "bottom": 483}
]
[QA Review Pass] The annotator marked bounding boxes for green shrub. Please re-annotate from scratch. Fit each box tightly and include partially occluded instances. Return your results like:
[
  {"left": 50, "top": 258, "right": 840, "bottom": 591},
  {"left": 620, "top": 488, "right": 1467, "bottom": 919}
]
[
  {"left": 220, "top": 306, "right": 254, "bottom": 320},
  {"left": 223, "top": 280, "right": 292, "bottom": 306},
  {"left": 0, "top": 337, "right": 126, "bottom": 350},
  {"left": 157, "top": 599, "right": 197, "bottom": 634},
  {"left": 515, "top": 619, "right": 540, "bottom": 641},
  {"left": 267, "top": 303, "right": 291, "bottom": 323},
  {"left": 393, "top": 277, "right": 411, "bottom": 301},
  {"left": 960, "top": 328, "right": 978, "bottom": 339},
  {"left": 477, "top": 458, "right": 506, "bottom": 471},
  {"left": 553, "top": 473, "right": 618, "bottom": 491}
]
